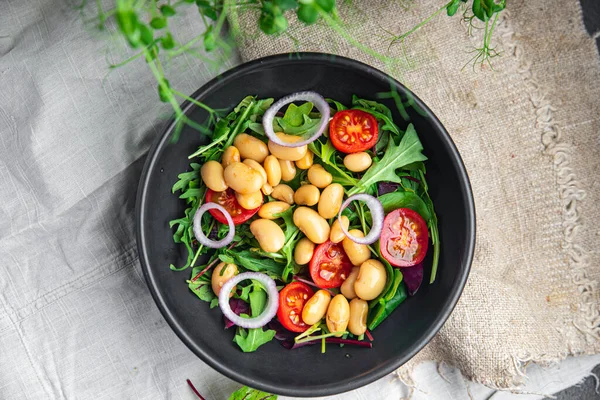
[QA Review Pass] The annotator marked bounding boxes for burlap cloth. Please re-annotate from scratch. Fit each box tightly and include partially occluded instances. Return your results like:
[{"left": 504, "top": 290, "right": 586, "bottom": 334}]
[{"left": 229, "top": 0, "right": 600, "bottom": 389}]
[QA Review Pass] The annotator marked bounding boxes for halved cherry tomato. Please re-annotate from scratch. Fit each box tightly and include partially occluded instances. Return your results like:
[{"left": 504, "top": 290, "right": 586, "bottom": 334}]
[
  {"left": 309, "top": 241, "right": 353, "bottom": 289},
  {"left": 277, "top": 282, "right": 314, "bottom": 332},
  {"left": 380, "top": 208, "right": 429, "bottom": 267},
  {"left": 329, "top": 109, "right": 379, "bottom": 154},
  {"left": 205, "top": 189, "right": 261, "bottom": 226}
]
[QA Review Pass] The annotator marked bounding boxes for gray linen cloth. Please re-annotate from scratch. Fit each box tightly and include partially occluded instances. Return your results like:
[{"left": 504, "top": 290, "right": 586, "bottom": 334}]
[
  {"left": 1, "top": 1, "right": 598, "bottom": 399},
  {"left": 0, "top": 1, "right": 239, "bottom": 398}
]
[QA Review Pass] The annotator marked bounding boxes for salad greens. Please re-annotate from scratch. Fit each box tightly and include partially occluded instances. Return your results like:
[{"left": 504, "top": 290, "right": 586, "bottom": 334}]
[
  {"left": 170, "top": 97, "right": 273, "bottom": 271},
  {"left": 170, "top": 93, "right": 441, "bottom": 354},
  {"left": 228, "top": 386, "right": 277, "bottom": 400},
  {"left": 187, "top": 379, "right": 278, "bottom": 400},
  {"left": 348, "top": 124, "right": 427, "bottom": 196},
  {"left": 234, "top": 287, "right": 276, "bottom": 352},
  {"left": 378, "top": 191, "right": 431, "bottom": 219},
  {"left": 369, "top": 276, "right": 408, "bottom": 331}
]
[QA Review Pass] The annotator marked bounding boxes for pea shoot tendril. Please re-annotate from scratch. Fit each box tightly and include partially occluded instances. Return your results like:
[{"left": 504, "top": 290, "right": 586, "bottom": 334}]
[{"left": 80, "top": 0, "right": 505, "bottom": 136}]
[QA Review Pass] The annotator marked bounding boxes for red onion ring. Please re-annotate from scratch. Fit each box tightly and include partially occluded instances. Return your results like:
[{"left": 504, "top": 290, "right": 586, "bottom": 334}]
[
  {"left": 218, "top": 272, "right": 279, "bottom": 329},
  {"left": 193, "top": 203, "right": 235, "bottom": 248},
  {"left": 262, "top": 91, "right": 330, "bottom": 148},
  {"left": 338, "top": 194, "right": 384, "bottom": 245}
]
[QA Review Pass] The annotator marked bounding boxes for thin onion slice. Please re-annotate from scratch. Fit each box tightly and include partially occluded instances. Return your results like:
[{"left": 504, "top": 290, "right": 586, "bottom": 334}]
[
  {"left": 262, "top": 91, "right": 330, "bottom": 148},
  {"left": 338, "top": 194, "right": 384, "bottom": 245},
  {"left": 193, "top": 203, "right": 235, "bottom": 248},
  {"left": 219, "top": 272, "right": 279, "bottom": 329}
]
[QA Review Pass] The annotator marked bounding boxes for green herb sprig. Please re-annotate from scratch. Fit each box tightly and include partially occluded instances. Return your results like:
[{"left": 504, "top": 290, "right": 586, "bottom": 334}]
[{"left": 82, "top": 0, "right": 505, "bottom": 137}]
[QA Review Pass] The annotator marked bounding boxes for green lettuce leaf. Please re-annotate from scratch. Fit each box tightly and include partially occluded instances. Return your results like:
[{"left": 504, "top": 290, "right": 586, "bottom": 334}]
[{"left": 377, "top": 191, "right": 431, "bottom": 220}]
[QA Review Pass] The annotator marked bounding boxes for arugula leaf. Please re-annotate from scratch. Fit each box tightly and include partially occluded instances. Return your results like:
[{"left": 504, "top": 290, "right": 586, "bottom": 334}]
[
  {"left": 277, "top": 207, "right": 299, "bottom": 242},
  {"left": 171, "top": 170, "right": 199, "bottom": 193},
  {"left": 375, "top": 130, "right": 390, "bottom": 155},
  {"left": 270, "top": 100, "right": 322, "bottom": 137},
  {"left": 352, "top": 95, "right": 393, "bottom": 119},
  {"left": 234, "top": 95, "right": 255, "bottom": 113},
  {"left": 257, "top": 97, "right": 275, "bottom": 113},
  {"left": 317, "top": 139, "right": 336, "bottom": 165},
  {"left": 276, "top": 207, "right": 301, "bottom": 282},
  {"left": 234, "top": 325, "right": 275, "bottom": 352},
  {"left": 308, "top": 140, "right": 358, "bottom": 187},
  {"left": 188, "top": 281, "right": 215, "bottom": 303},
  {"left": 326, "top": 98, "right": 347, "bottom": 112},
  {"left": 226, "top": 249, "right": 285, "bottom": 277},
  {"left": 218, "top": 254, "right": 236, "bottom": 264},
  {"left": 170, "top": 210, "right": 199, "bottom": 271},
  {"left": 352, "top": 95, "right": 400, "bottom": 135},
  {"left": 282, "top": 102, "right": 313, "bottom": 127},
  {"left": 276, "top": 114, "right": 321, "bottom": 135},
  {"left": 249, "top": 287, "right": 267, "bottom": 315},
  {"left": 349, "top": 124, "right": 427, "bottom": 195},
  {"left": 237, "top": 280, "right": 262, "bottom": 302},
  {"left": 179, "top": 188, "right": 204, "bottom": 199},
  {"left": 229, "top": 386, "right": 277, "bottom": 400},
  {"left": 189, "top": 264, "right": 210, "bottom": 283},
  {"left": 234, "top": 287, "right": 276, "bottom": 352},
  {"left": 248, "top": 122, "right": 265, "bottom": 136}
]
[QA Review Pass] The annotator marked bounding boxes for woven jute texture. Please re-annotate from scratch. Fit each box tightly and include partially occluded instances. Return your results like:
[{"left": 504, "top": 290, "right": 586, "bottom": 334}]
[{"left": 229, "top": 0, "right": 600, "bottom": 389}]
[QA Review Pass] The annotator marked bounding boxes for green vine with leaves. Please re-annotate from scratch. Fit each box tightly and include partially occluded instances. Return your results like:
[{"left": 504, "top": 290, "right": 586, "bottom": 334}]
[{"left": 81, "top": 0, "right": 505, "bottom": 137}]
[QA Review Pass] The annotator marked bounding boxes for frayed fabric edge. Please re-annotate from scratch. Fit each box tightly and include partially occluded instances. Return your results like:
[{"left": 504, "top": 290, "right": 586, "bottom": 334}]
[
  {"left": 392, "top": 8, "right": 596, "bottom": 393},
  {"left": 480, "top": 8, "right": 596, "bottom": 389},
  {"left": 495, "top": 12, "right": 597, "bottom": 346},
  {"left": 394, "top": 360, "right": 559, "bottom": 399}
]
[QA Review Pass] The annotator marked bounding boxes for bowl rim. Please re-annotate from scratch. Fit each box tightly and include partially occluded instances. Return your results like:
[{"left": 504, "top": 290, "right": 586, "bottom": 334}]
[{"left": 136, "top": 52, "right": 476, "bottom": 397}]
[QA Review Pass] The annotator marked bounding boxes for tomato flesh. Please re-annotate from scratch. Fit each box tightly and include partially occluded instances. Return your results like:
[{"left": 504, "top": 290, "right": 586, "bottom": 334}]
[
  {"left": 277, "top": 282, "right": 314, "bottom": 332},
  {"left": 380, "top": 208, "right": 429, "bottom": 267},
  {"left": 309, "top": 241, "right": 353, "bottom": 288},
  {"left": 329, "top": 109, "right": 379, "bottom": 154},
  {"left": 205, "top": 189, "right": 261, "bottom": 226}
]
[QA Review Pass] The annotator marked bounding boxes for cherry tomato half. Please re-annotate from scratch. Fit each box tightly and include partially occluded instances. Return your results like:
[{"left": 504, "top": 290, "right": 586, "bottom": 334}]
[
  {"left": 277, "top": 282, "right": 314, "bottom": 332},
  {"left": 380, "top": 208, "right": 429, "bottom": 267},
  {"left": 329, "top": 109, "right": 379, "bottom": 154},
  {"left": 309, "top": 241, "right": 353, "bottom": 289},
  {"left": 205, "top": 189, "right": 261, "bottom": 226}
]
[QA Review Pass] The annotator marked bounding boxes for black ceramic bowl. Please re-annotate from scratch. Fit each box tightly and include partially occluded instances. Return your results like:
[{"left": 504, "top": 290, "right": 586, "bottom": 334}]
[{"left": 137, "top": 53, "right": 475, "bottom": 397}]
